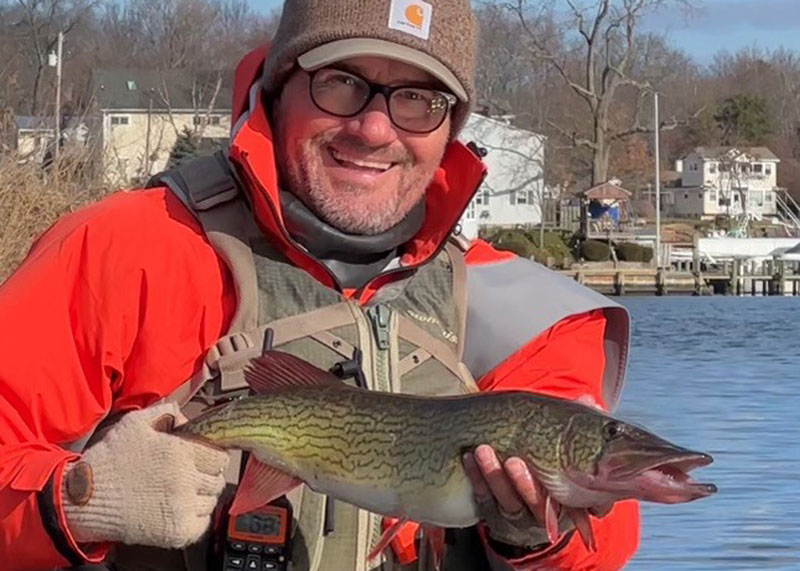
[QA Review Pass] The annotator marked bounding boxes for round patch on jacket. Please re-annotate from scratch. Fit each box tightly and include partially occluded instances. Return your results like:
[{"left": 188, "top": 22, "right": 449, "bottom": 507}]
[{"left": 65, "top": 461, "right": 94, "bottom": 506}]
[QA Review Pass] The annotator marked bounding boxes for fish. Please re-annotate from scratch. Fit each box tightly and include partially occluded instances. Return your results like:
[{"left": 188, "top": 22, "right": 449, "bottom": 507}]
[{"left": 175, "top": 350, "right": 717, "bottom": 559}]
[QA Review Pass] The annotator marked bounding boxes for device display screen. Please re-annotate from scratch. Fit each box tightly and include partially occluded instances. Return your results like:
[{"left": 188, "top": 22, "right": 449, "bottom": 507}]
[{"left": 234, "top": 513, "right": 282, "bottom": 538}]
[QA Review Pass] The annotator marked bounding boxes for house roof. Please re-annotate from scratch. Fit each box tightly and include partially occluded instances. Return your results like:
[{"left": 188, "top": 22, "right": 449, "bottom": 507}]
[
  {"left": 579, "top": 181, "right": 632, "bottom": 200},
  {"left": 15, "top": 116, "right": 55, "bottom": 130},
  {"left": 693, "top": 146, "right": 779, "bottom": 161},
  {"left": 90, "top": 69, "right": 233, "bottom": 112}
]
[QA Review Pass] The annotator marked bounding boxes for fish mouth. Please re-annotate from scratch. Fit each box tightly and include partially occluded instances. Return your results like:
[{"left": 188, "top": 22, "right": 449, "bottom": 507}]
[{"left": 622, "top": 452, "right": 717, "bottom": 504}]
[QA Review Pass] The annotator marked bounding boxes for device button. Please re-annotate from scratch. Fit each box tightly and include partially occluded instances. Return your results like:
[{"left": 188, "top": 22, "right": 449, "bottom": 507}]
[
  {"left": 225, "top": 556, "right": 244, "bottom": 568},
  {"left": 247, "top": 544, "right": 263, "bottom": 553},
  {"left": 245, "top": 555, "right": 261, "bottom": 570},
  {"left": 230, "top": 541, "right": 247, "bottom": 551}
]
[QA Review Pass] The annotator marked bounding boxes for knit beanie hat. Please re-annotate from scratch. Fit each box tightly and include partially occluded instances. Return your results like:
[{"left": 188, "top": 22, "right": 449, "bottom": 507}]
[{"left": 263, "top": 0, "right": 477, "bottom": 137}]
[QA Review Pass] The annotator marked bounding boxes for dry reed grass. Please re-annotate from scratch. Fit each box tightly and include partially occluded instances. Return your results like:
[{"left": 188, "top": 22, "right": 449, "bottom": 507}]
[{"left": 0, "top": 151, "right": 113, "bottom": 282}]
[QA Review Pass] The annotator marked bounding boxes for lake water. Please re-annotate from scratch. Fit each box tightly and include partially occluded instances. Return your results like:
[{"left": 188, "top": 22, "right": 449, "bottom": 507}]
[{"left": 615, "top": 296, "right": 800, "bottom": 570}]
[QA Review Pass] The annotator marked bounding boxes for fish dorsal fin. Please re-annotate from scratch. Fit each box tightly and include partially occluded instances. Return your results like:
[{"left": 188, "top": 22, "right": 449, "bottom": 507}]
[{"left": 244, "top": 350, "right": 341, "bottom": 394}]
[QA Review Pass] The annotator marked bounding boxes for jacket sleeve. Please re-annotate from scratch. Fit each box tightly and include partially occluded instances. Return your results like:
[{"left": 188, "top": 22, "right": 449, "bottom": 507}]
[
  {"left": 0, "top": 190, "right": 233, "bottom": 569},
  {"left": 476, "top": 309, "right": 640, "bottom": 571}
]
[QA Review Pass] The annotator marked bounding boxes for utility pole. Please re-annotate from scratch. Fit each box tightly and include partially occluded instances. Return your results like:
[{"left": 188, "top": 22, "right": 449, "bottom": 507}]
[
  {"left": 53, "top": 31, "right": 63, "bottom": 163},
  {"left": 144, "top": 91, "right": 153, "bottom": 178},
  {"left": 654, "top": 92, "right": 661, "bottom": 269}
]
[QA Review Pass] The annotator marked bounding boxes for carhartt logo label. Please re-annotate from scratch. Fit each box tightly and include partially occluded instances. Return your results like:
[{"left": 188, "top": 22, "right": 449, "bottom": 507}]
[
  {"left": 388, "top": 0, "right": 432, "bottom": 40},
  {"left": 405, "top": 5, "right": 424, "bottom": 28}
]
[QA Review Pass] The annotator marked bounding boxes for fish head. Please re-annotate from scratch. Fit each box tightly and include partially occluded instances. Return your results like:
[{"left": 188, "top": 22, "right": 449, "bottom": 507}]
[{"left": 557, "top": 410, "right": 717, "bottom": 506}]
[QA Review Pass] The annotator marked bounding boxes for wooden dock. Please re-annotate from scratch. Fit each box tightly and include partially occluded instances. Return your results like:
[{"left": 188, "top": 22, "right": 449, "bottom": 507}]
[{"left": 559, "top": 260, "right": 800, "bottom": 296}]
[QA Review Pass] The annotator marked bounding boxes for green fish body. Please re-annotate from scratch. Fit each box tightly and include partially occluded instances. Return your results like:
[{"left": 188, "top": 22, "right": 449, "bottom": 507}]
[{"left": 176, "top": 351, "right": 716, "bottom": 547}]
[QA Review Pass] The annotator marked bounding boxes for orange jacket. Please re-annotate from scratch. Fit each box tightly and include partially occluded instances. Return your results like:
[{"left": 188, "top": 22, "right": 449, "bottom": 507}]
[{"left": 0, "top": 45, "right": 639, "bottom": 570}]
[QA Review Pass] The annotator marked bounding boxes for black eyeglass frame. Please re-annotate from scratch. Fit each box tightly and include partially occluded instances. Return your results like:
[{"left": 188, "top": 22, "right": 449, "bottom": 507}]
[{"left": 306, "top": 67, "right": 458, "bottom": 134}]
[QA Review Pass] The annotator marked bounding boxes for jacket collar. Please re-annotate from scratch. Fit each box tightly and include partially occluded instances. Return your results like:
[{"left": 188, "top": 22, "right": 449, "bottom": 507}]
[{"left": 227, "top": 45, "right": 487, "bottom": 298}]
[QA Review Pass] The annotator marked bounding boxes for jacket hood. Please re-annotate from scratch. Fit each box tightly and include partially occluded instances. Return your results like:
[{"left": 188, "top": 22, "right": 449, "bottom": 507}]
[{"left": 226, "top": 44, "right": 487, "bottom": 298}]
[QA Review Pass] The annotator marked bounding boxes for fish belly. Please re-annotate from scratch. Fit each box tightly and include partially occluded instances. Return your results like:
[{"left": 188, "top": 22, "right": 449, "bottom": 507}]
[{"left": 309, "top": 469, "right": 479, "bottom": 528}]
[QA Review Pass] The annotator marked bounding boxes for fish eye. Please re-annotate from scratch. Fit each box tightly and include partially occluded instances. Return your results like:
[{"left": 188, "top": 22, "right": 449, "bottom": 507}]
[{"left": 602, "top": 421, "right": 623, "bottom": 441}]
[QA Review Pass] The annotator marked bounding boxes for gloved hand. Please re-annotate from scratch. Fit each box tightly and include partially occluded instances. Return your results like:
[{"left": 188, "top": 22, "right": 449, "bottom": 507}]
[{"left": 62, "top": 402, "right": 230, "bottom": 549}]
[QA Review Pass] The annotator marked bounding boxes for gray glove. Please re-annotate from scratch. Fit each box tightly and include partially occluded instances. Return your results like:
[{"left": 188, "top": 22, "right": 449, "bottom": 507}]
[{"left": 62, "top": 403, "right": 230, "bottom": 549}]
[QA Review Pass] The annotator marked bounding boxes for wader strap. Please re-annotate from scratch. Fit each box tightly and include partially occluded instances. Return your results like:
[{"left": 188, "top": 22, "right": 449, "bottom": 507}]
[
  {"left": 396, "top": 314, "right": 472, "bottom": 392},
  {"left": 149, "top": 151, "right": 261, "bottom": 335},
  {"left": 194, "top": 302, "right": 359, "bottom": 394}
]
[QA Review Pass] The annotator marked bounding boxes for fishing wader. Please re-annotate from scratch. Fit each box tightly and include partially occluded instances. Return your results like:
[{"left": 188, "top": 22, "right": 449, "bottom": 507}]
[{"left": 69, "top": 151, "right": 629, "bottom": 571}]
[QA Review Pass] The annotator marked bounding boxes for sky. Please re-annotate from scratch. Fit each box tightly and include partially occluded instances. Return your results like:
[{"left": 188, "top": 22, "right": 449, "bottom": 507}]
[{"left": 249, "top": 0, "right": 800, "bottom": 67}]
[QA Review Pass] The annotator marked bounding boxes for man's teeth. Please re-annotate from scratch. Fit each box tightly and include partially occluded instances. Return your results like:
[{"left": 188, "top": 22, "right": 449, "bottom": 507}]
[{"left": 330, "top": 149, "right": 392, "bottom": 171}]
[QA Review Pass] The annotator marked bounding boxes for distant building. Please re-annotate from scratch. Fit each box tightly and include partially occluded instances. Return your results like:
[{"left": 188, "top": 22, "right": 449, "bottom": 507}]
[
  {"left": 667, "top": 147, "right": 781, "bottom": 219},
  {"left": 457, "top": 114, "right": 545, "bottom": 239},
  {"left": 14, "top": 116, "right": 55, "bottom": 164},
  {"left": 88, "top": 69, "right": 233, "bottom": 185},
  {"left": 579, "top": 179, "right": 633, "bottom": 235}
]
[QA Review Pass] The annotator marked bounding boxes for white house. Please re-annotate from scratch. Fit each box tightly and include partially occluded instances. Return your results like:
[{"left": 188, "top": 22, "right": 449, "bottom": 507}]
[
  {"left": 456, "top": 114, "right": 545, "bottom": 239},
  {"left": 90, "top": 69, "right": 232, "bottom": 185},
  {"left": 667, "top": 146, "right": 780, "bottom": 219}
]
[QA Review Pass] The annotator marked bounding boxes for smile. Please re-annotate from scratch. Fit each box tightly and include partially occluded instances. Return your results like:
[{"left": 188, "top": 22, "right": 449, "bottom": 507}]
[{"left": 328, "top": 147, "right": 395, "bottom": 173}]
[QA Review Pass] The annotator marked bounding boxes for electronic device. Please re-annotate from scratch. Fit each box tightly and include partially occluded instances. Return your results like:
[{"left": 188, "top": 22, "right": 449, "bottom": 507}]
[{"left": 221, "top": 499, "right": 292, "bottom": 571}]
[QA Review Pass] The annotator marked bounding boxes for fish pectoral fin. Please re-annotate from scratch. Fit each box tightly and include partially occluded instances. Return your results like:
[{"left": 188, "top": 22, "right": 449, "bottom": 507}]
[
  {"left": 367, "top": 516, "right": 410, "bottom": 563},
  {"left": 244, "top": 350, "right": 342, "bottom": 394},
  {"left": 228, "top": 456, "right": 301, "bottom": 516},
  {"left": 544, "top": 493, "right": 560, "bottom": 544},
  {"left": 565, "top": 507, "right": 597, "bottom": 552}
]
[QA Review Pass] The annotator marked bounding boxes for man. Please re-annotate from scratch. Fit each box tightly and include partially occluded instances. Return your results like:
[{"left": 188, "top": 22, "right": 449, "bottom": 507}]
[{"left": 0, "top": 0, "right": 640, "bottom": 569}]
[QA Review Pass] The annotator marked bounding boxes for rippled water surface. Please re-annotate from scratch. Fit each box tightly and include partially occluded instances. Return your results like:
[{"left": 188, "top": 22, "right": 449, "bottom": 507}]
[{"left": 615, "top": 296, "right": 800, "bottom": 570}]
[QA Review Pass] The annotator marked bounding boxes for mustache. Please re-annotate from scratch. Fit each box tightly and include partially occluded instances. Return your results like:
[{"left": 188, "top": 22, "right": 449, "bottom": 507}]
[{"left": 313, "top": 133, "right": 412, "bottom": 165}]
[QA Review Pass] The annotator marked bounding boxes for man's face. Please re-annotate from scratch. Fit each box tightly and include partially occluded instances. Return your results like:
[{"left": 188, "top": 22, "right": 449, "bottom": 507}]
[{"left": 273, "top": 56, "right": 452, "bottom": 235}]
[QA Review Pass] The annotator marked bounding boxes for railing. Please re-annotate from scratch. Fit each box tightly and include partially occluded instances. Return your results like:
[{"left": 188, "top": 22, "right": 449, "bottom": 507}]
[{"left": 776, "top": 190, "right": 800, "bottom": 236}]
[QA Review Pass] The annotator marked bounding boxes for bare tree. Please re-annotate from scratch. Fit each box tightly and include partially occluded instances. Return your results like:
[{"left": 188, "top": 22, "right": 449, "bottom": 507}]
[
  {"left": 11, "top": 0, "right": 98, "bottom": 115},
  {"left": 507, "top": 0, "right": 696, "bottom": 186}
]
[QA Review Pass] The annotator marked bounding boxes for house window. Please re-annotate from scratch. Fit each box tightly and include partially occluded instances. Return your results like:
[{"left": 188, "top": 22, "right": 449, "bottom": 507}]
[
  {"left": 720, "top": 163, "right": 729, "bottom": 172},
  {"left": 194, "top": 115, "right": 221, "bottom": 126},
  {"left": 517, "top": 190, "right": 528, "bottom": 204},
  {"left": 765, "top": 164, "right": 773, "bottom": 175},
  {"left": 690, "top": 163, "right": 698, "bottom": 171},
  {"left": 753, "top": 163, "right": 763, "bottom": 174},
  {"left": 766, "top": 191, "right": 774, "bottom": 203},
  {"left": 684, "top": 193, "right": 689, "bottom": 199},
  {"left": 709, "top": 163, "right": 717, "bottom": 174},
  {"left": 750, "top": 190, "right": 764, "bottom": 207},
  {"left": 475, "top": 190, "right": 490, "bottom": 206},
  {"left": 110, "top": 115, "right": 129, "bottom": 126},
  {"left": 709, "top": 189, "right": 717, "bottom": 202},
  {"left": 465, "top": 201, "right": 475, "bottom": 220}
]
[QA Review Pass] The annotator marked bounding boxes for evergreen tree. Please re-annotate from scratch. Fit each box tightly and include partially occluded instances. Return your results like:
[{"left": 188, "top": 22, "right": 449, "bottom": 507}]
[
  {"left": 168, "top": 127, "right": 201, "bottom": 168},
  {"left": 714, "top": 95, "right": 771, "bottom": 146}
]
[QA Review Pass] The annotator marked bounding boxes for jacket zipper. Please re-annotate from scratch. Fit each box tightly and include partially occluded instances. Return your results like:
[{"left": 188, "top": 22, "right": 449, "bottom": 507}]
[{"left": 366, "top": 304, "right": 392, "bottom": 394}]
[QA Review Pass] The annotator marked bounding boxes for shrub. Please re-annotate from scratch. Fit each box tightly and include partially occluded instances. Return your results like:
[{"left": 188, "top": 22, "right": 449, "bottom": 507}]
[
  {"left": 0, "top": 151, "right": 111, "bottom": 282},
  {"left": 492, "top": 231, "right": 535, "bottom": 258},
  {"left": 615, "top": 242, "right": 654, "bottom": 263},
  {"left": 580, "top": 239, "right": 611, "bottom": 261}
]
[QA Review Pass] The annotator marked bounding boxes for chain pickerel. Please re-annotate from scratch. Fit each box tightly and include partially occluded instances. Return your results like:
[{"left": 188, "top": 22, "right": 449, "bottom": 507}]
[{"left": 176, "top": 350, "right": 716, "bottom": 555}]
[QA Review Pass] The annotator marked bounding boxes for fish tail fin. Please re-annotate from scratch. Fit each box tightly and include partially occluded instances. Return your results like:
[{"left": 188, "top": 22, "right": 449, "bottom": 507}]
[
  {"left": 228, "top": 455, "right": 302, "bottom": 516},
  {"left": 244, "top": 350, "right": 342, "bottom": 394}
]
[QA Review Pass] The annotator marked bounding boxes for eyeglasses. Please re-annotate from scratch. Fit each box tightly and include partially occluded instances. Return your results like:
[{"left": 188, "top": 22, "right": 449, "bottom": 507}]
[{"left": 307, "top": 67, "right": 458, "bottom": 134}]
